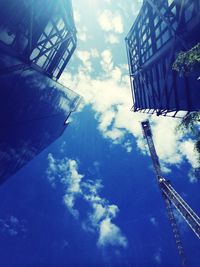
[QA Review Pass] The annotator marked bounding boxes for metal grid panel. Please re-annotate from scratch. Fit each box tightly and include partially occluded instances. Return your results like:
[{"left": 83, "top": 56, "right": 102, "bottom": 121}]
[
  {"left": 126, "top": 0, "right": 200, "bottom": 116},
  {"left": 0, "top": 0, "right": 77, "bottom": 79}
]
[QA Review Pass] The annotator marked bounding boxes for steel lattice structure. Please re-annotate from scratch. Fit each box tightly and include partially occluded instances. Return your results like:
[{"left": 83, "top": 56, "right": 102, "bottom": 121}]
[
  {"left": 0, "top": 0, "right": 77, "bottom": 80},
  {"left": 126, "top": 0, "right": 200, "bottom": 117},
  {"left": 142, "top": 120, "right": 200, "bottom": 267}
]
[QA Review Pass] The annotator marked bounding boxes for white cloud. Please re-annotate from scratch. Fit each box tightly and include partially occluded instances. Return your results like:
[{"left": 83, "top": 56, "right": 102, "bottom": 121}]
[
  {"left": 73, "top": 9, "right": 91, "bottom": 42},
  {"left": 76, "top": 50, "right": 92, "bottom": 72},
  {"left": 62, "top": 159, "right": 84, "bottom": 217},
  {"left": 179, "top": 140, "right": 199, "bottom": 168},
  {"left": 82, "top": 179, "right": 127, "bottom": 248},
  {"left": 0, "top": 216, "right": 27, "bottom": 237},
  {"left": 47, "top": 154, "right": 84, "bottom": 218},
  {"left": 46, "top": 153, "right": 57, "bottom": 187},
  {"left": 47, "top": 155, "right": 127, "bottom": 248},
  {"left": 105, "top": 33, "right": 120, "bottom": 44},
  {"left": 98, "top": 10, "right": 123, "bottom": 34},
  {"left": 100, "top": 49, "right": 113, "bottom": 73},
  {"left": 188, "top": 168, "right": 199, "bottom": 183},
  {"left": 76, "top": 50, "right": 91, "bottom": 62},
  {"left": 150, "top": 118, "right": 199, "bottom": 173},
  {"left": 77, "top": 26, "right": 88, "bottom": 42},
  {"left": 75, "top": 49, "right": 101, "bottom": 73},
  {"left": 60, "top": 44, "right": 199, "bottom": 179},
  {"left": 150, "top": 217, "right": 158, "bottom": 226},
  {"left": 74, "top": 9, "right": 81, "bottom": 24},
  {"left": 154, "top": 249, "right": 162, "bottom": 264},
  {"left": 73, "top": 10, "right": 87, "bottom": 42},
  {"left": 152, "top": 118, "right": 183, "bottom": 165},
  {"left": 123, "top": 140, "right": 132, "bottom": 153},
  {"left": 98, "top": 218, "right": 127, "bottom": 248},
  {"left": 91, "top": 48, "right": 100, "bottom": 58}
]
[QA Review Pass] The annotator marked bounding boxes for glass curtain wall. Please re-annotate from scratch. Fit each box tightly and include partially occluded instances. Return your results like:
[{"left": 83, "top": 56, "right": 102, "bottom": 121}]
[{"left": 0, "top": 0, "right": 76, "bottom": 79}]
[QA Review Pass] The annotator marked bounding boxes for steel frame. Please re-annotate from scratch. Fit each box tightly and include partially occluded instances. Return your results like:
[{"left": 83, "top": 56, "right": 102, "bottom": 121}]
[
  {"left": 126, "top": 0, "right": 200, "bottom": 117},
  {"left": 0, "top": 0, "right": 77, "bottom": 79},
  {"left": 142, "top": 120, "right": 200, "bottom": 266}
]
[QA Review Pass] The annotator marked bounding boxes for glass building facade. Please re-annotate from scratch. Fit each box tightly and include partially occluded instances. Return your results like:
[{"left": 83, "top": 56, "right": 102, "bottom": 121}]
[
  {"left": 0, "top": 0, "right": 77, "bottom": 79},
  {"left": 0, "top": 0, "right": 80, "bottom": 183},
  {"left": 126, "top": 0, "right": 200, "bottom": 117}
]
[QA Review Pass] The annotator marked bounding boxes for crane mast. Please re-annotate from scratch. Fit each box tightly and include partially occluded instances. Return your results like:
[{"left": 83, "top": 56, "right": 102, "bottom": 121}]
[{"left": 141, "top": 120, "right": 200, "bottom": 267}]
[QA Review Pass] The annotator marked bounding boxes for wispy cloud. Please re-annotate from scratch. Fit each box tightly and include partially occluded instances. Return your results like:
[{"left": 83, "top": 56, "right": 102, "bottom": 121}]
[
  {"left": 98, "top": 10, "right": 123, "bottom": 34},
  {"left": 47, "top": 154, "right": 127, "bottom": 248},
  {"left": 73, "top": 9, "right": 90, "bottom": 42},
  {"left": 47, "top": 154, "right": 83, "bottom": 218},
  {"left": 105, "top": 33, "right": 120, "bottom": 44},
  {"left": 100, "top": 49, "right": 114, "bottom": 73},
  {"left": 76, "top": 50, "right": 93, "bottom": 72},
  {"left": 77, "top": 26, "right": 89, "bottom": 42},
  {"left": 0, "top": 215, "right": 27, "bottom": 237},
  {"left": 150, "top": 217, "right": 158, "bottom": 226},
  {"left": 98, "top": 218, "right": 127, "bottom": 247},
  {"left": 154, "top": 248, "right": 162, "bottom": 264},
  {"left": 76, "top": 50, "right": 91, "bottom": 62}
]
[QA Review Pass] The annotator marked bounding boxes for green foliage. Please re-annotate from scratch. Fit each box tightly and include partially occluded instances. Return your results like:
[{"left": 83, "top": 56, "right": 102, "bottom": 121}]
[
  {"left": 173, "top": 43, "right": 200, "bottom": 178},
  {"left": 172, "top": 42, "right": 200, "bottom": 76},
  {"left": 176, "top": 112, "right": 200, "bottom": 135}
]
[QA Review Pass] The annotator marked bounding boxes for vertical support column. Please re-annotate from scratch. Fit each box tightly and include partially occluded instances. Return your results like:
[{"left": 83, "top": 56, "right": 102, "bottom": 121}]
[{"left": 125, "top": 38, "right": 136, "bottom": 109}]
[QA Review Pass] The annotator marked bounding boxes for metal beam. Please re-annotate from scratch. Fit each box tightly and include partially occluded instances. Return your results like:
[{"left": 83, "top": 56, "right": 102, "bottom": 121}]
[
  {"left": 160, "top": 178, "right": 200, "bottom": 239},
  {"left": 146, "top": 0, "right": 188, "bottom": 49},
  {"left": 141, "top": 120, "right": 200, "bottom": 266},
  {"left": 163, "top": 196, "right": 188, "bottom": 267},
  {"left": 32, "top": 33, "right": 73, "bottom": 62}
]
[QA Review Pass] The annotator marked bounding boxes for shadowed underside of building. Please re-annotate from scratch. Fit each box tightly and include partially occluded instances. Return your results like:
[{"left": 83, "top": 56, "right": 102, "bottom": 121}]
[
  {"left": 126, "top": 0, "right": 200, "bottom": 117},
  {"left": 0, "top": 0, "right": 80, "bottom": 183}
]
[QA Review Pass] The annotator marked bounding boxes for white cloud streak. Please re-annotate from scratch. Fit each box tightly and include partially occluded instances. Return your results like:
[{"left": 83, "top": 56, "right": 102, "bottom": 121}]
[
  {"left": 0, "top": 216, "right": 27, "bottom": 237},
  {"left": 150, "top": 217, "right": 158, "bottom": 226},
  {"left": 47, "top": 154, "right": 83, "bottom": 218},
  {"left": 98, "top": 10, "right": 123, "bottom": 34},
  {"left": 47, "top": 155, "right": 127, "bottom": 248},
  {"left": 154, "top": 249, "right": 162, "bottom": 264},
  {"left": 105, "top": 33, "right": 120, "bottom": 44}
]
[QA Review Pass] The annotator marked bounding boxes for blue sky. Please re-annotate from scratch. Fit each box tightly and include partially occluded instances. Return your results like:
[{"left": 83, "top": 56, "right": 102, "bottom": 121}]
[{"left": 0, "top": 0, "right": 200, "bottom": 266}]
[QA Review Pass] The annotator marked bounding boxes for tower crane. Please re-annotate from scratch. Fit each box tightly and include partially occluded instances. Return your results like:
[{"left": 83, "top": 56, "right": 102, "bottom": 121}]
[{"left": 141, "top": 120, "right": 200, "bottom": 267}]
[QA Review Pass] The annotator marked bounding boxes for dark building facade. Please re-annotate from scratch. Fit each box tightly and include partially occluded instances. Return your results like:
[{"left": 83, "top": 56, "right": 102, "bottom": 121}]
[
  {"left": 126, "top": 0, "right": 200, "bottom": 117},
  {"left": 0, "top": 0, "right": 80, "bottom": 183}
]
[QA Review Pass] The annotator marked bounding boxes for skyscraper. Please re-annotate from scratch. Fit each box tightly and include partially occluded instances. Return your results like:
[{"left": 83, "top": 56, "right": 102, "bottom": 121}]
[
  {"left": 126, "top": 0, "right": 200, "bottom": 117},
  {"left": 0, "top": 0, "right": 80, "bottom": 183}
]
